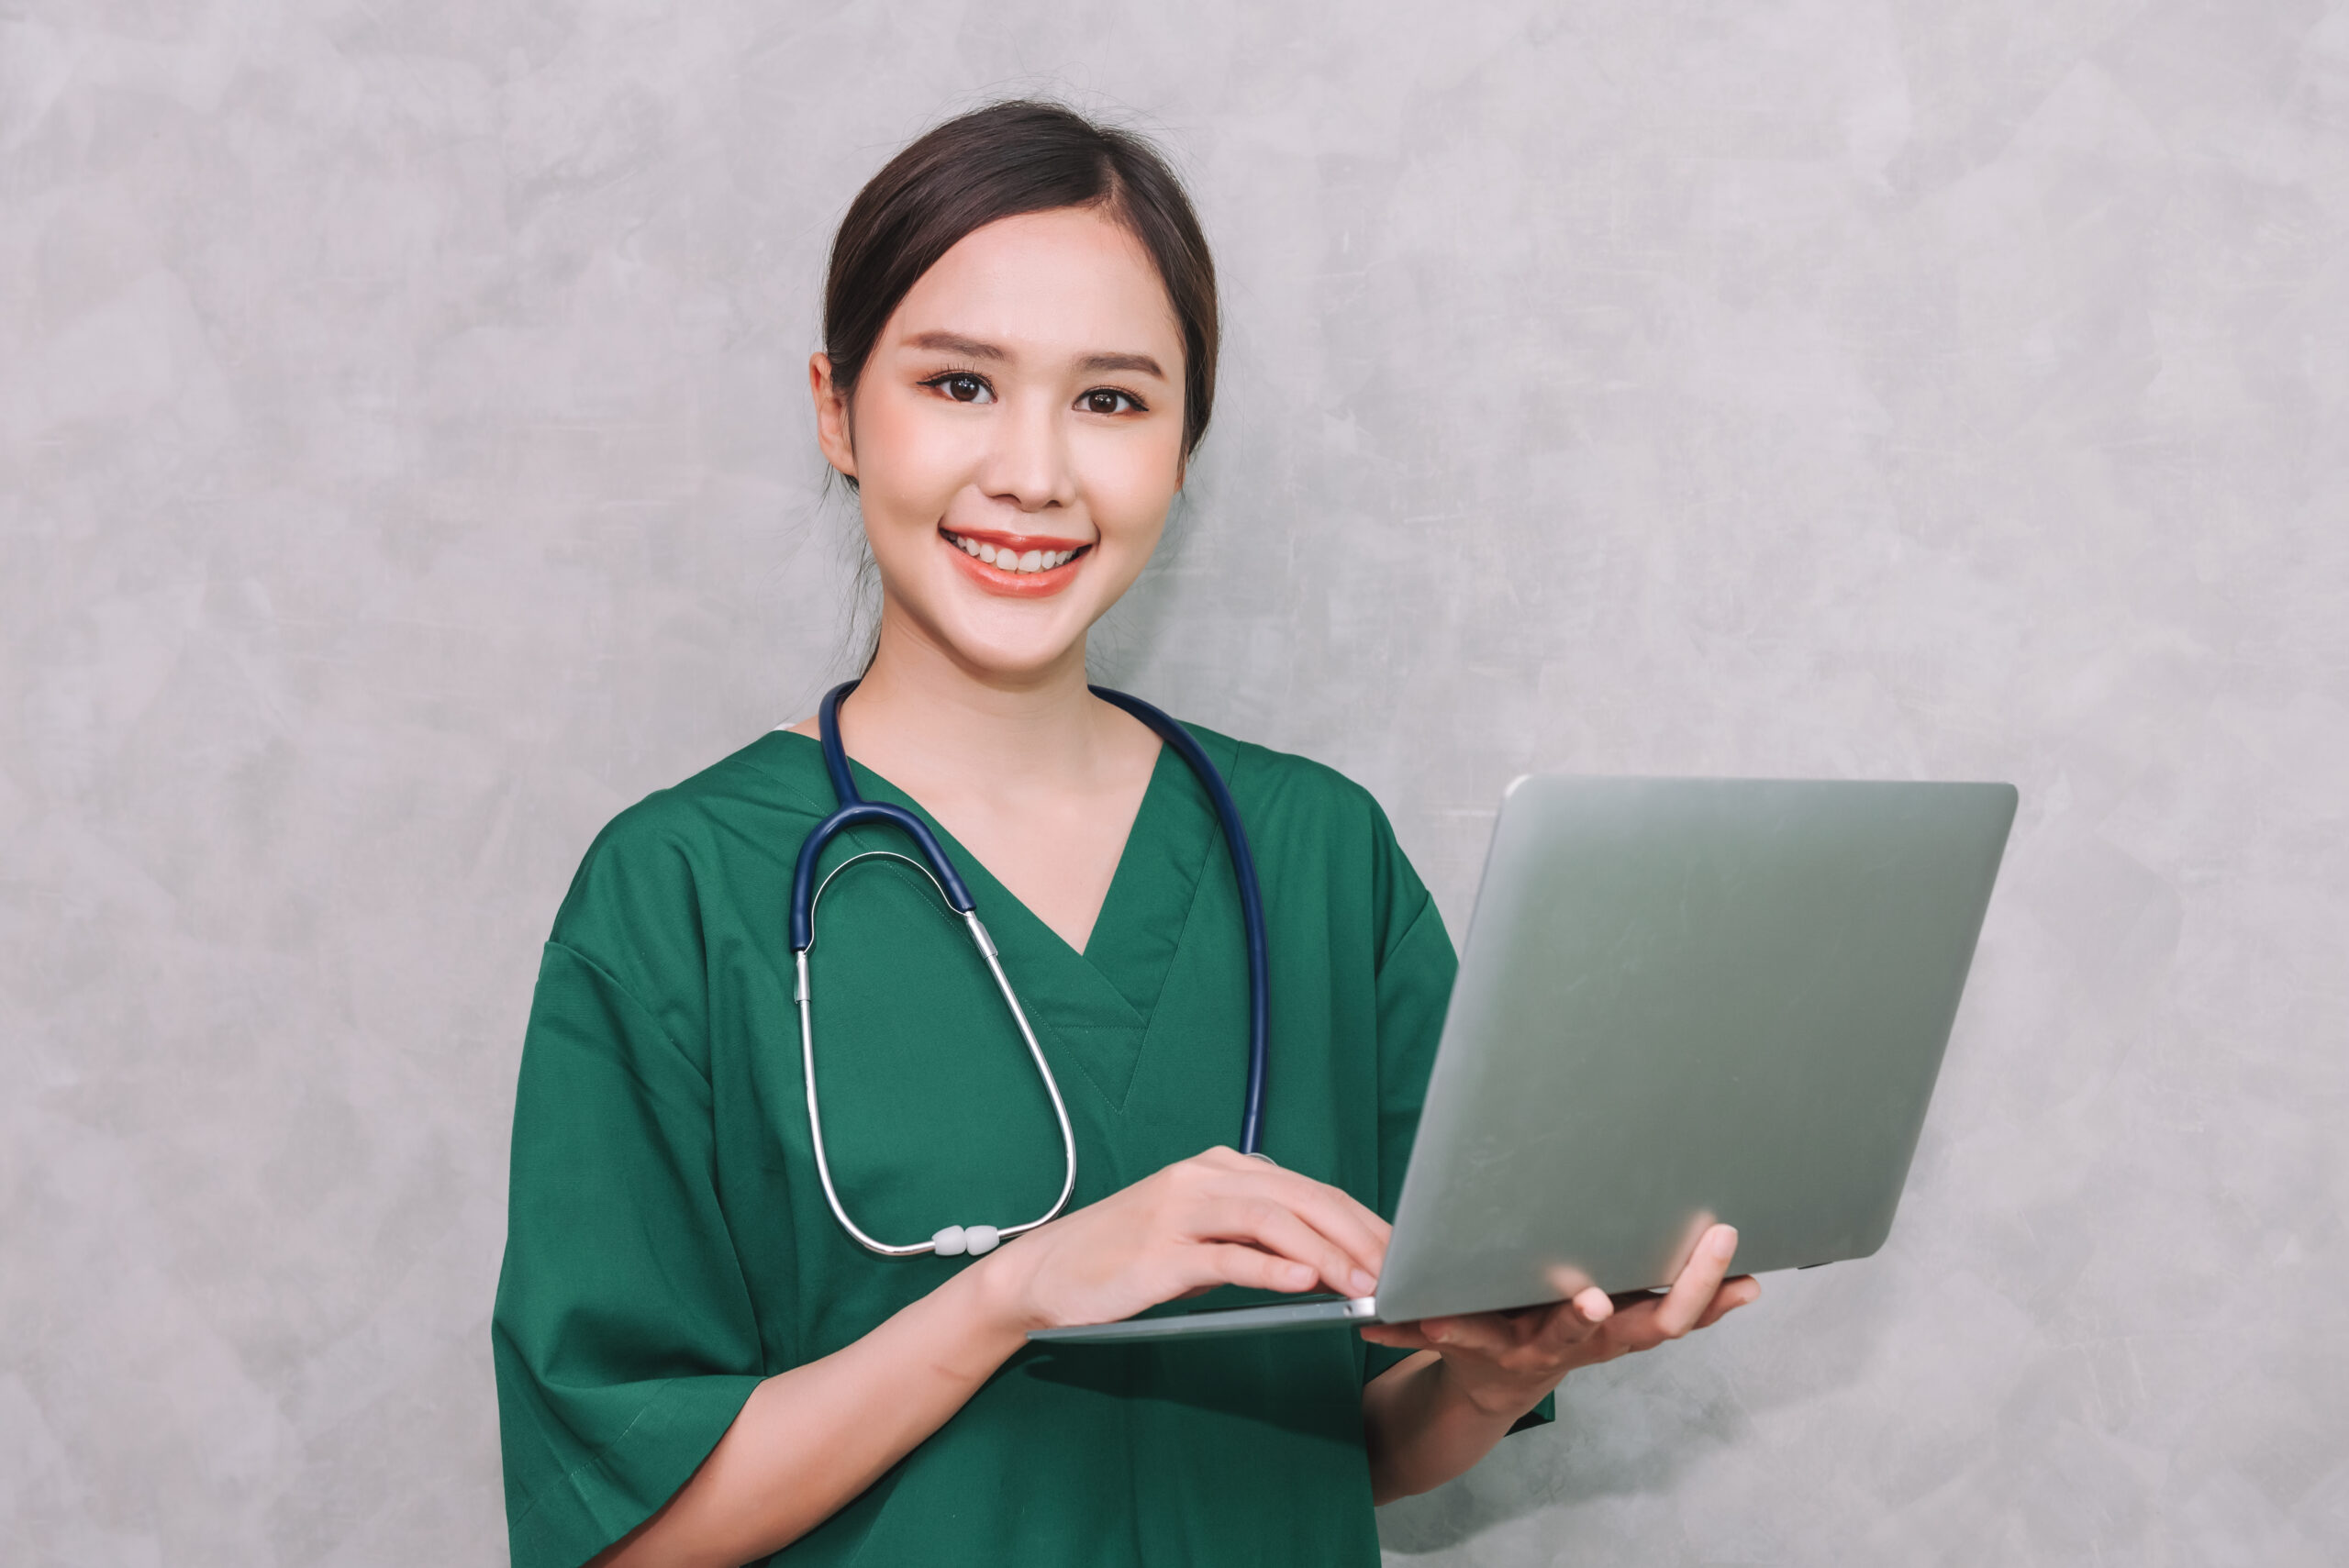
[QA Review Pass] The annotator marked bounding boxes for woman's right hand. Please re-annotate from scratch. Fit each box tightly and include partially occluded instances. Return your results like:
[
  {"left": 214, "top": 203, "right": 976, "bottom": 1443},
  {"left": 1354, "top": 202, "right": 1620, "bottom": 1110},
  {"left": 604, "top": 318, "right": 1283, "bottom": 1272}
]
[
  {"left": 587, "top": 1150, "right": 1386, "bottom": 1567},
  {"left": 969, "top": 1146, "right": 1391, "bottom": 1335}
]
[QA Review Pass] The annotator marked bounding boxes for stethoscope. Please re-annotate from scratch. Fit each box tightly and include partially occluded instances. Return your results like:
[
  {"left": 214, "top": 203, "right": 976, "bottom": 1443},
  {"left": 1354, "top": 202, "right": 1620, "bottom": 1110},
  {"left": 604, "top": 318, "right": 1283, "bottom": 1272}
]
[{"left": 791, "top": 680, "right": 1270, "bottom": 1260}]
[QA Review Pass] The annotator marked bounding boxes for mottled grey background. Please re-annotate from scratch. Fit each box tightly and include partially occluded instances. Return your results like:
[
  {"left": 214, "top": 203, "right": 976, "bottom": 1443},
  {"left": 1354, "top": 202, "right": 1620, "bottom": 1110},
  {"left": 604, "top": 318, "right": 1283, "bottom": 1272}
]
[{"left": 4, "top": 0, "right": 2344, "bottom": 1563}]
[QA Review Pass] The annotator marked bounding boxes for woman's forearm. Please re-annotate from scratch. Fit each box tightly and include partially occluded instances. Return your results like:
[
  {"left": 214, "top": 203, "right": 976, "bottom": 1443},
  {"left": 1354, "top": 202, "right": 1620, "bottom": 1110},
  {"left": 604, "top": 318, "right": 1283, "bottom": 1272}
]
[
  {"left": 1360, "top": 1351, "right": 1542, "bottom": 1505},
  {"left": 594, "top": 1262, "right": 1028, "bottom": 1568}
]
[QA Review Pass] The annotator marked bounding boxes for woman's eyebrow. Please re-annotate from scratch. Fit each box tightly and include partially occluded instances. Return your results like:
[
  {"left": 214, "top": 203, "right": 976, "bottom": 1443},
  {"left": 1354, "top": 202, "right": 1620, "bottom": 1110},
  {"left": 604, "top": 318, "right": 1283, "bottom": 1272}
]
[
  {"left": 1078, "top": 351, "right": 1167, "bottom": 379},
  {"left": 906, "top": 330, "right": 1008, "bottom": 361},
  {"left": 903, "top": 330, "right": 1165, "bottom": 381}
]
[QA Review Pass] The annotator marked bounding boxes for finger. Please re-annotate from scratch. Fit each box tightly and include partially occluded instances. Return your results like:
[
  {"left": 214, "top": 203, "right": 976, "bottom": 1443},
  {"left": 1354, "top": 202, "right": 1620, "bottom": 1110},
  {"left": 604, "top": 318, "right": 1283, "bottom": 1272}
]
[
  {"left": 1594, "top": 1295, "right": 1658, "bottom": 1352},
  {"left": 1180, "top": 1241, "right": 1325, "bottom": 1296},
  {"left": 1195, "top": 1195, "right": 1378, "bottom": 1297},
  {"left": 1412, "top": 1312, "right": 1526, "bottom": 1358},
  {"left": 1606, "top": 1273, "right": 1755, "bottom": 1353},
  {"left": 1532, "top": 1287, "right": 1615, "bottom": 1355},
  {"left": 1228, "top": 1165, "right": 1393, "bottom": 1280},
  {"left": 1693, "top": 1275, "right": 1760, "bottom": 1330},
  {"left": 1358, "top": 1323, "right": 1437, "bottom": 1351},
  {"left": 1190, "top": 1195, "right": 1374, "bottom": 1297},
  {"left": 1195, "top": 1150, "right": 1393, "bottom": 1262},
  {"left": 1648, "top": 1224, "right": 1739, "bottom": 1341}
]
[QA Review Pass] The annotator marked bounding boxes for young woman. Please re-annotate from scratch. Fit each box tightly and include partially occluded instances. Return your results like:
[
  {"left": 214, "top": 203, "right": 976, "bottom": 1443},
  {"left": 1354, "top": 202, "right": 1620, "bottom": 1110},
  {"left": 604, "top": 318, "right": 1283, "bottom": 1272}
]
[{"left": 494, "top": 101, "right": 1758, "bottom": 1568}]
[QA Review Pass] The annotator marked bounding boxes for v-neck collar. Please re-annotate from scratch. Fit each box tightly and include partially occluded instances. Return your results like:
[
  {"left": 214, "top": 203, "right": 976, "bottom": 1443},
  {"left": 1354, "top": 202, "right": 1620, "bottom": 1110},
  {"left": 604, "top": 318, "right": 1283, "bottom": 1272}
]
[{"left": 760, "top": 729, "right": 1228, "bottom": 1106}]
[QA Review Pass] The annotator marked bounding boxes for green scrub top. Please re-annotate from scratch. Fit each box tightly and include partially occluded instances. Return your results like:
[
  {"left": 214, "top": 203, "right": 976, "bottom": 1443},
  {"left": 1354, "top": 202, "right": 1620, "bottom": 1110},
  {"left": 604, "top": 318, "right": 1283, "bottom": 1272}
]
[{"left": 494, "top": 720, "right": 1548, "bottom": 1568}]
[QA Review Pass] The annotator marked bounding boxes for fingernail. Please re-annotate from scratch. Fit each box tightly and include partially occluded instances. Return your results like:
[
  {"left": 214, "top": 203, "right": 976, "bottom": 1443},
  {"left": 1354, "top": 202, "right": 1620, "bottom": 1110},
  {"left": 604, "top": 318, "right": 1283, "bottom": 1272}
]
[
  {"left": 1711, "top": 1226, "right": 1738, "bottom": 1258},
  {"left": 1350, "top": 1269, "right": 1376, "bottom": 1296}
]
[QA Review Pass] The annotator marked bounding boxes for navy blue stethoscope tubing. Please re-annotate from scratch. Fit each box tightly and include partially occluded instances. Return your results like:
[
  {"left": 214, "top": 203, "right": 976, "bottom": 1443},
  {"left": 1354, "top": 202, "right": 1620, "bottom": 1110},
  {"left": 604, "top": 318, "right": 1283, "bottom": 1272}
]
[{"left": 795, "top": 678, "right": 1271, "bottom": 1157}]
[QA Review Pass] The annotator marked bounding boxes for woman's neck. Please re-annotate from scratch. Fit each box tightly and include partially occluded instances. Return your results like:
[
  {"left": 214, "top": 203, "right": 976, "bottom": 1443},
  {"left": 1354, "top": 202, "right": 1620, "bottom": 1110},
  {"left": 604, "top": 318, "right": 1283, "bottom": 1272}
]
[
  {"left": 800, "top": 608, "right": 1163, "bottom": 953},
  {"left": 822, "top": 608, "right": 1130, "bottom": 808}
]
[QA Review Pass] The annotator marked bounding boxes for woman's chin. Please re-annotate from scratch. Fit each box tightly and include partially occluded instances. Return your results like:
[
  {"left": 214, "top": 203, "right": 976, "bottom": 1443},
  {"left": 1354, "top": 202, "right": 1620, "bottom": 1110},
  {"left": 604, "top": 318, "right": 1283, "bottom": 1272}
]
[{"left": 927, "top": 616, "right": 1094, "bottom": 684}]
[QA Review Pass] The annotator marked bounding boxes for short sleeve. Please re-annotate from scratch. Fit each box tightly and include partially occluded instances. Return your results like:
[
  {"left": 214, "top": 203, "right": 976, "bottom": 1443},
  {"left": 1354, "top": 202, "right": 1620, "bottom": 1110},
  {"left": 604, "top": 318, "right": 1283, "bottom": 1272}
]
[
  {"left": 1362, "top": 835, "right": 1555, "bottom": 1434},
  {"left": 493, "top": 941, "right": 765, "bottom": 1568}
]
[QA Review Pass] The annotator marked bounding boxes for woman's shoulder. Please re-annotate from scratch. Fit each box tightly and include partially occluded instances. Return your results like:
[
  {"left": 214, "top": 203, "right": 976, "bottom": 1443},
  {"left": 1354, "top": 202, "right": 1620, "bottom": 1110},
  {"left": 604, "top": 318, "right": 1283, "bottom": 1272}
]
[
  {"left": 1178, "top": 718, "right": 1443, "bottom": 966},
  {"left": 1180, "top": 721, "right": 1399, "bottom": 841},
  {"left": 1175, "top": 720, "right": 1431, "bottom": 906},
  {"left": 550, "top": 729, "right": 832, "bottom": 944}
]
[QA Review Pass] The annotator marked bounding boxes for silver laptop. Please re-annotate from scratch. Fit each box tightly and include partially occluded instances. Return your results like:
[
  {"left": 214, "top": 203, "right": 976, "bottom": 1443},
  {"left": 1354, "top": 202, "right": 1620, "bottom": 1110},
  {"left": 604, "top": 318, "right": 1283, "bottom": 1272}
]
[{"left": 1029, "top": 774, "right": 2017, "bottom": 1344}]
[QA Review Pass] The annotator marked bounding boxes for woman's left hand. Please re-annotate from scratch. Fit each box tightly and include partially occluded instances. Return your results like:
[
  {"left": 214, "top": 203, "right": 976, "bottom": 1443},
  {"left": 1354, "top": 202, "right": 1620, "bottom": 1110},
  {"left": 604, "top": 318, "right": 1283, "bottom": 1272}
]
[{"left": 1359, "top": 1221, "right": 1760, "bottom": 1419}]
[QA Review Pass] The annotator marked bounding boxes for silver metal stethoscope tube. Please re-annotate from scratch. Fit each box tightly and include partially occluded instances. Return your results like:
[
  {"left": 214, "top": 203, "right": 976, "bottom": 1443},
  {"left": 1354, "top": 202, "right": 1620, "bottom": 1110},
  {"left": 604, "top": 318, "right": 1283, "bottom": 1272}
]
[{"left": 794, "top": 851, "right": 1078, "bottom": 1257}]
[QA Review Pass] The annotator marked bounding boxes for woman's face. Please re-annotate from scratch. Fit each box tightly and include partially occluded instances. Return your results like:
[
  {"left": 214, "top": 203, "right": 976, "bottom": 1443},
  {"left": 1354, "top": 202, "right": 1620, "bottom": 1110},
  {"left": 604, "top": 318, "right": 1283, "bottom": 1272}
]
[{"left": 811, "top": 206, "right": 1189, "bottom": 682}]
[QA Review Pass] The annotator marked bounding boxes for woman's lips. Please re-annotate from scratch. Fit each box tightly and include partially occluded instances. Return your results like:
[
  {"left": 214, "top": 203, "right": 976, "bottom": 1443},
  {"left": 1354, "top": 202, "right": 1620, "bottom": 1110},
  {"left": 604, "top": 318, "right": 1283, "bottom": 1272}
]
[{"left": 939, "top": 526, "right": 1093, "bottom": 597}]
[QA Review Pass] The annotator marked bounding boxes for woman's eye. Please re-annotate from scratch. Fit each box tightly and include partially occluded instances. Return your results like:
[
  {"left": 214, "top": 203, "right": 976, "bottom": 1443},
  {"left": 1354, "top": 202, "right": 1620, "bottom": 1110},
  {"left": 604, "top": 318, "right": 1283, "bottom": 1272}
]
[
  {"left": 937, "top": 373, "right": 990, "bottom": 404},
  {"left": 1081, "top": 389, "right": 1139, "bottom": 415}
]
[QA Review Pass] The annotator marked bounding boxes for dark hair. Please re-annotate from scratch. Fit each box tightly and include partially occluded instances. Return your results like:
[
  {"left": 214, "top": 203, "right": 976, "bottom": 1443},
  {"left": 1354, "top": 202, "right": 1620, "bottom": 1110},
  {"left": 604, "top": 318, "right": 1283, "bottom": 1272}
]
[{"left": 823, "top": 100, "right": 1220, "bottom": 464}]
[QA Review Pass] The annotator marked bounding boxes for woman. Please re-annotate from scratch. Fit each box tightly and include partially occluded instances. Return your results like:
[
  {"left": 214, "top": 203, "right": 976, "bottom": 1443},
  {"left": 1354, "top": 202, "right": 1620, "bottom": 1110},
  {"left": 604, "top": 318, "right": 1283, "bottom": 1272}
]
[{"left": 494, "top": 100, "right": 1757, "bottom": 1568}]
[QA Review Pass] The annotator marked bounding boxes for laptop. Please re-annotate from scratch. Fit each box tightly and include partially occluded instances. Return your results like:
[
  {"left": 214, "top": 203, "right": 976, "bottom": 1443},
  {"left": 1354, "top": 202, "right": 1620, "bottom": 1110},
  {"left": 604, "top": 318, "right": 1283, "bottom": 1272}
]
[{"left": 1028, "top": 774, "right": 2017, "bottom": 1344}]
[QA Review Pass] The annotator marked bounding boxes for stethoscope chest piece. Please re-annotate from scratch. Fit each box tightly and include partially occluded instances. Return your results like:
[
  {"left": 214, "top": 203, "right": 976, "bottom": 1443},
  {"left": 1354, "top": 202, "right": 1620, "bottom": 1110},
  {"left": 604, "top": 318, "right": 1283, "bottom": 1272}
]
[{"left": 930, "top": 1224, "right": 1000, "bottom": 1257}]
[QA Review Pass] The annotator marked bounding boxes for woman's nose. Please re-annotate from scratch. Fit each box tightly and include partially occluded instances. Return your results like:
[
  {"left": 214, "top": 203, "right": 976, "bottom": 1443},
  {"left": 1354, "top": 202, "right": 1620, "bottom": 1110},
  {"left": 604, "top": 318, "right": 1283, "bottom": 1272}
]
[{"left": 979, "top": 395, "right": 1077, "bottom": 512}]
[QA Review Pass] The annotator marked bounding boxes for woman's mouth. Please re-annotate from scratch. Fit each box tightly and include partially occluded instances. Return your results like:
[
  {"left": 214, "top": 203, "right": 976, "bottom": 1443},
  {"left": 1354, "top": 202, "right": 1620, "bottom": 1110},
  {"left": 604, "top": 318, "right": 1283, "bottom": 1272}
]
[{"left": 939, "top": 527, "right": 1093, "bottom": 595}]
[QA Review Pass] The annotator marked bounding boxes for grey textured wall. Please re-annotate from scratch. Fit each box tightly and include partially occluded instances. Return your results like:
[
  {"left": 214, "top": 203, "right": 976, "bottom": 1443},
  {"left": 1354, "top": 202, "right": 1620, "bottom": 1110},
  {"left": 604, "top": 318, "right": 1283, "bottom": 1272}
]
[{"left": 5, "top": 1, "right": 2344, "bottom": 1563}]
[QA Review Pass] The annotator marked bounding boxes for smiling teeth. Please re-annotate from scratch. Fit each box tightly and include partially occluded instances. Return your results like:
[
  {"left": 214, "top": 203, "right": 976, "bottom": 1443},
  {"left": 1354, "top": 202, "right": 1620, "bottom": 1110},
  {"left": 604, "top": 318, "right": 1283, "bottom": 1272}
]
[{"left": 949, "top": 533, "right": 1079, "bottom": 573}]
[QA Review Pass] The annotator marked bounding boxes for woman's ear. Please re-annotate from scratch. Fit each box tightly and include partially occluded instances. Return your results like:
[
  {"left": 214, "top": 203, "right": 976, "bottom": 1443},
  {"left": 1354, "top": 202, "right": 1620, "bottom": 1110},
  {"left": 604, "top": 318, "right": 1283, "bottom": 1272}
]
[{"left": 809, "top": 353, "right": 858, "bottom": 481}]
